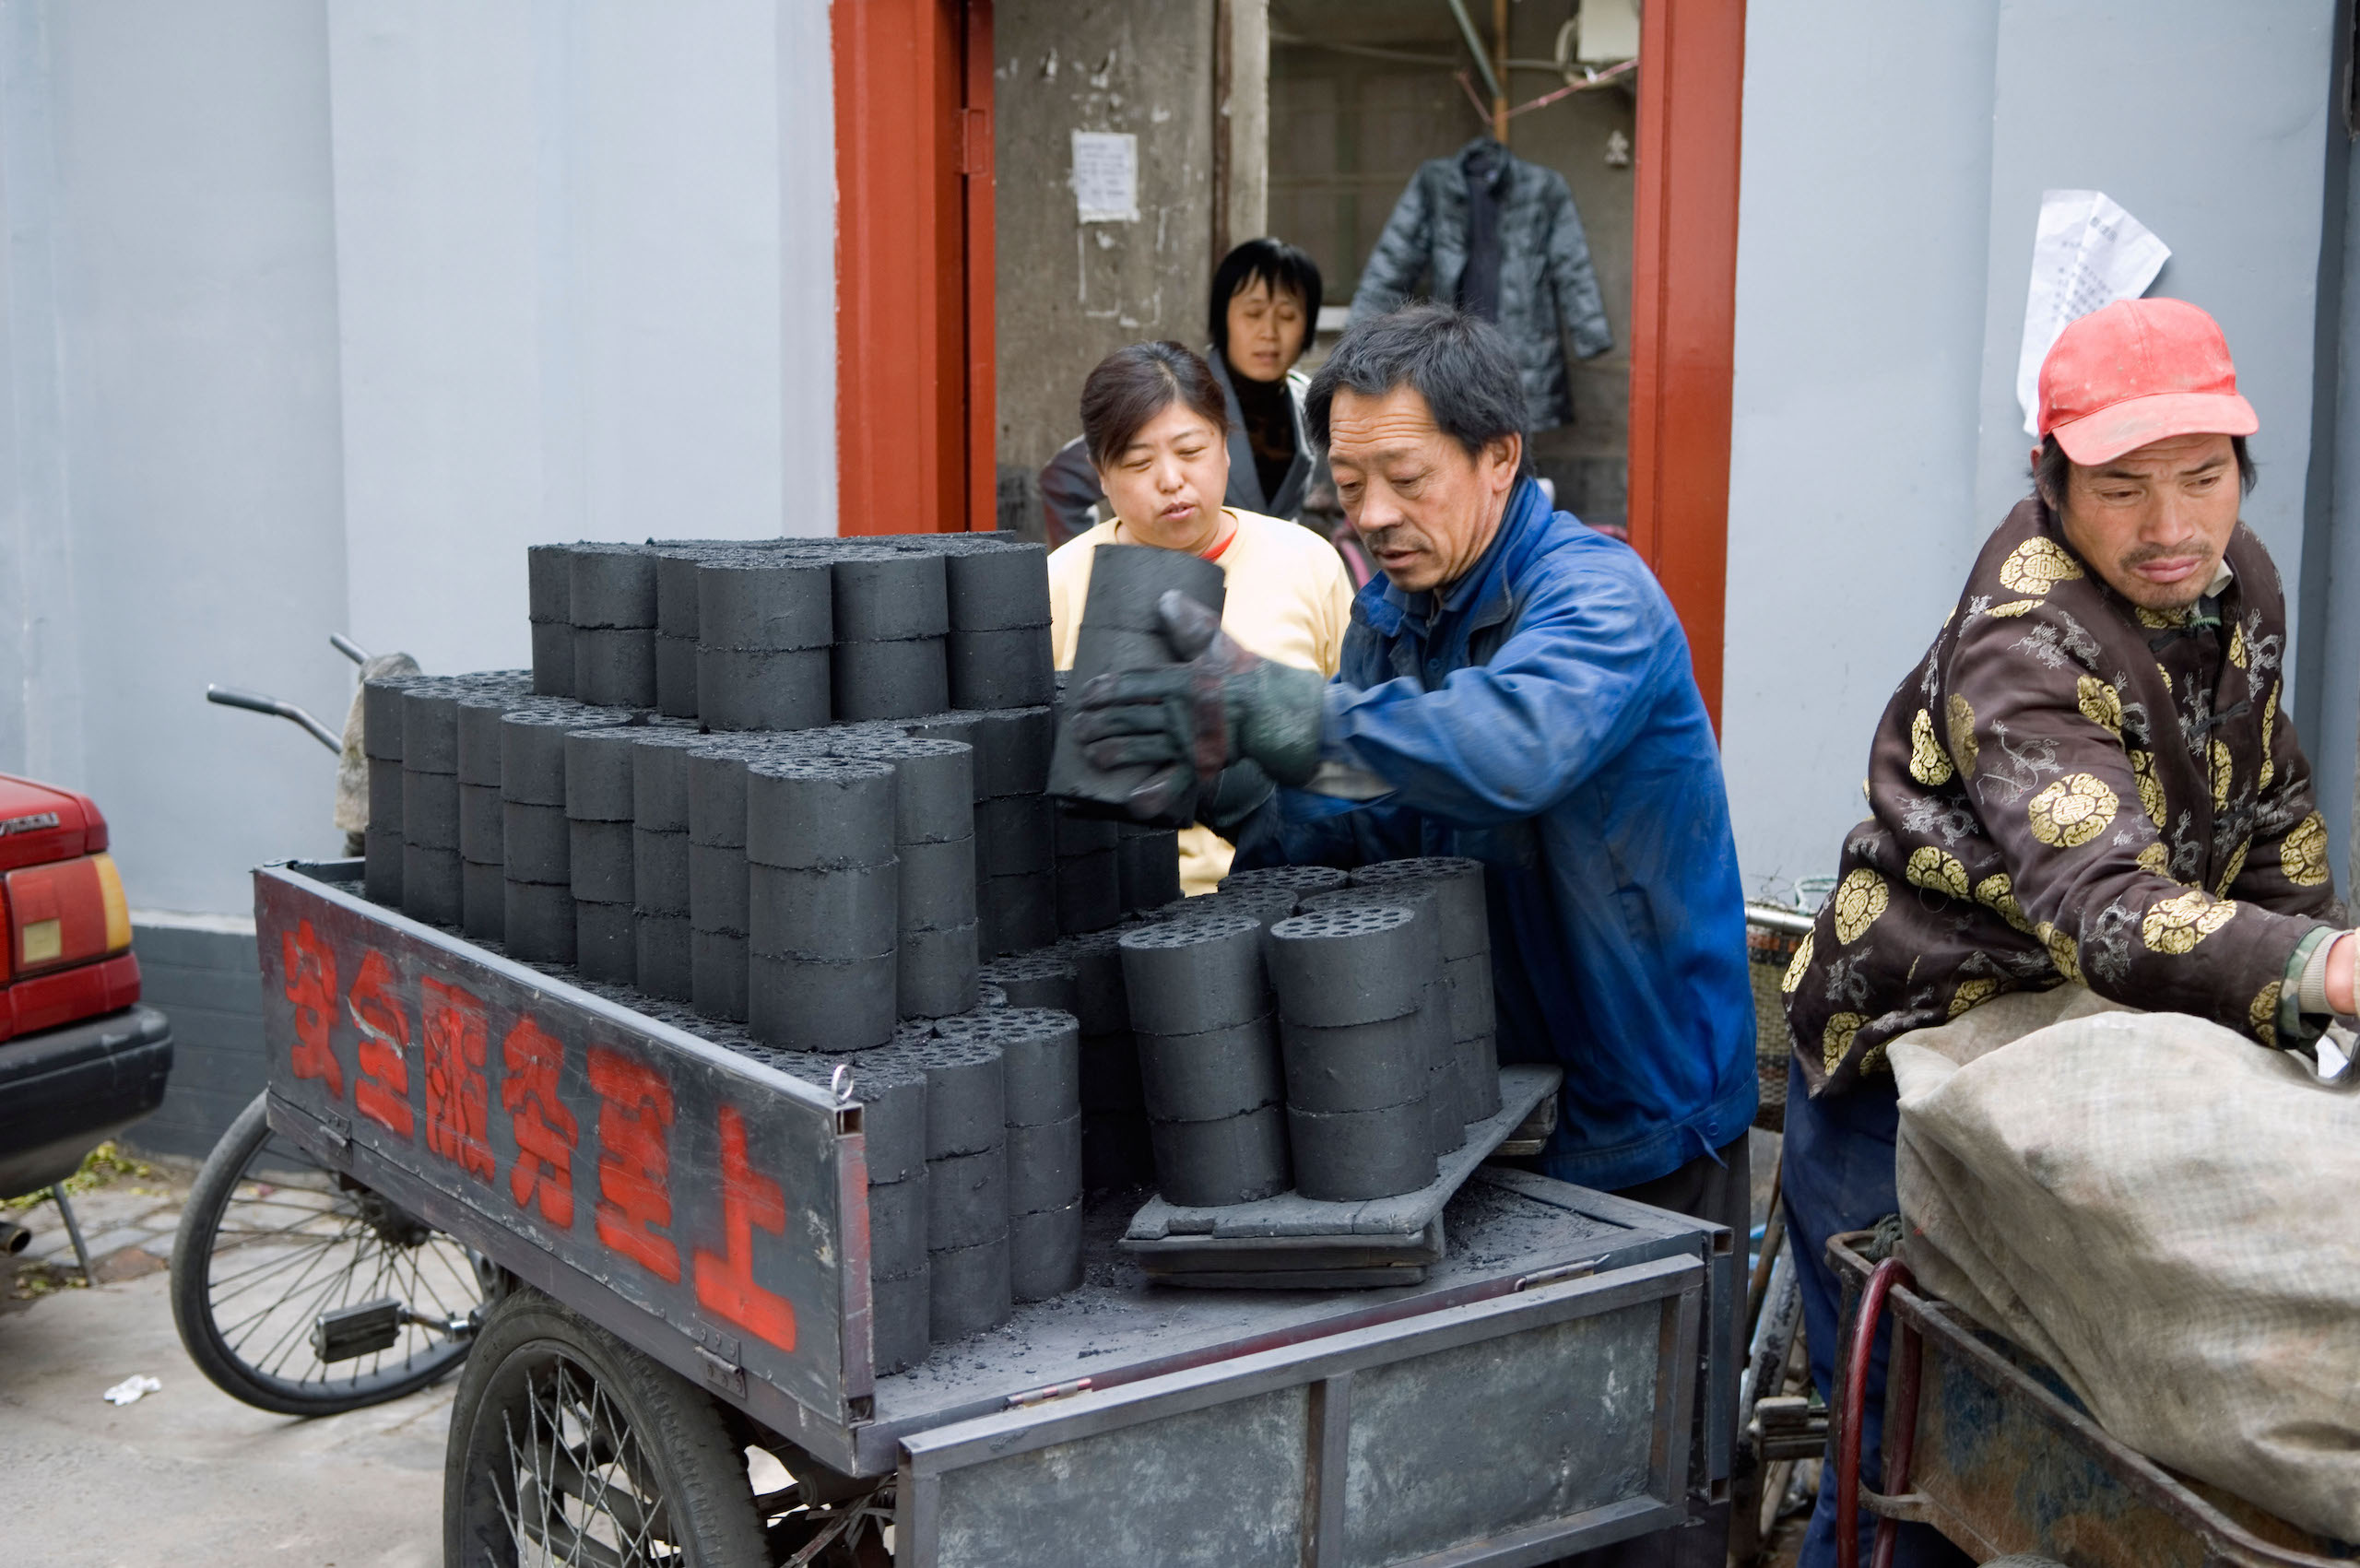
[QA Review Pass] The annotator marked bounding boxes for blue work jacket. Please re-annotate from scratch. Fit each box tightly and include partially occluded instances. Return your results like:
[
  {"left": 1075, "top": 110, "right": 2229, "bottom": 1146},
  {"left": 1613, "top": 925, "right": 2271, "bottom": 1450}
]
[{"left": 1235, "top": 478, "right": 1757, "bottom": 1191}]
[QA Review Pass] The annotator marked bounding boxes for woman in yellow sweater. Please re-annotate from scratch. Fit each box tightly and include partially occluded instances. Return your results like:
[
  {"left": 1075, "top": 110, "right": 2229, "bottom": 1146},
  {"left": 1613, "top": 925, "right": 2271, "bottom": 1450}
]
[{"left": 1047, "top": 341, "right": 1353, "bottom": 894}]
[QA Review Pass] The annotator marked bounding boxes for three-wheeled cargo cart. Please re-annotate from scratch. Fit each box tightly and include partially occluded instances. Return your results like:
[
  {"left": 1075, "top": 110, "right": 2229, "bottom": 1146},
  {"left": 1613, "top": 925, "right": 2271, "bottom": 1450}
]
[
  {"left": 254, "top": 858, "right": 1735, "bottom": 1567},
  {"left": 1827, "top": 1232, "right": 2354, "bottom": 1568}
]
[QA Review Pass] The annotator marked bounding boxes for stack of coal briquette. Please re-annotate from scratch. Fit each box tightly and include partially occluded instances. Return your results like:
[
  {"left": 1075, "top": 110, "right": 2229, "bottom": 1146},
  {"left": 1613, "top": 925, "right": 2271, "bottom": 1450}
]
[{"left": 356, "top": 532, "right": 1183, "bottom": 1368}]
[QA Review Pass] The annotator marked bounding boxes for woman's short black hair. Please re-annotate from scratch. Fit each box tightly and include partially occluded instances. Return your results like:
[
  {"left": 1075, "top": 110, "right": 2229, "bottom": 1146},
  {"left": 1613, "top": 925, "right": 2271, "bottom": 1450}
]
[
  {"left": 1209, "top": 238, "right": 1323, "bottom": 355},
  {"left": 1080, "top": 341, "right": 1231, "bottom": 471},
  {"left": 2032, "top": 431, "right": 2256, "bottom": 511}
]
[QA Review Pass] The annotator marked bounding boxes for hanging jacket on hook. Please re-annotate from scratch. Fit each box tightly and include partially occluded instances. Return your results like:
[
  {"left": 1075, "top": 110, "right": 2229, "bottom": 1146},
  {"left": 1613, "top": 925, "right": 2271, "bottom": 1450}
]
[{"left": 1349, "top": 136, "right": 1613, "bottom": 431}]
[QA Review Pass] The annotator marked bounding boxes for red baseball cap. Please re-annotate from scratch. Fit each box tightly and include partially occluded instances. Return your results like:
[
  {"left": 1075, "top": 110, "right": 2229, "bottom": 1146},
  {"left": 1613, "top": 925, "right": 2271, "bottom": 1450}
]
[{"left": 2037, "top": 297, "right": 2258, "bottom": 464}]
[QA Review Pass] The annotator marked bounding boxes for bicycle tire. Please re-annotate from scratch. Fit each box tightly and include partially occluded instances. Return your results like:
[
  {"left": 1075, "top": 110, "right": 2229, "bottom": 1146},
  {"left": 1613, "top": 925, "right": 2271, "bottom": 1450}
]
[
  {"left": 170, "top": 1090, "right": 484, "bottom": 1416},
  {"left": 444, "top": 1285, "right": 769, "bottom": 1568}
]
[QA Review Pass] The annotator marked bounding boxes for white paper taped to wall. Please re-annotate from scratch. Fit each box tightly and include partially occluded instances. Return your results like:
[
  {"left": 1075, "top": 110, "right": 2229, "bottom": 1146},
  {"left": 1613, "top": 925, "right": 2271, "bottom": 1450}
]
[
  {"left": 2016, "top": 190, "right": 2171, "bottom": 435},
  {"left": 1071, "top": 131, "right": 1139, "bottom": 224}
]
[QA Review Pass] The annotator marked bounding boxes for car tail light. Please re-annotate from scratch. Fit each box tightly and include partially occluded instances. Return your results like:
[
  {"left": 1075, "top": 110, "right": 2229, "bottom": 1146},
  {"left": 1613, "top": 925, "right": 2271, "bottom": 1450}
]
[{"left": 6, "top": 854, "right": 132, "bottom": 976}]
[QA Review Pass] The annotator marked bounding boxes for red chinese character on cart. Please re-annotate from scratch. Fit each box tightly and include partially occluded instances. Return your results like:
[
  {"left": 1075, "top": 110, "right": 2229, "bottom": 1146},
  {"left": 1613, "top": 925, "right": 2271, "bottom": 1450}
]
[
  {"left": 280, "top": 918, "right": 343, "bottom": 1100},
  {"left": 345, "top": 948, "right": 415, "bottom": 1139},
  {"left": 421, "top": 978, "right": 493, "bottom": 1183},
  {"left": 692, "top": 1105, "right": 797, "bottom": 1352},
  {"left": 501, "top": 1016, "right": 577, "bottom": 1229},
  {"left": 588, "top": 1047, "right": 680, "bottom": 1283}
]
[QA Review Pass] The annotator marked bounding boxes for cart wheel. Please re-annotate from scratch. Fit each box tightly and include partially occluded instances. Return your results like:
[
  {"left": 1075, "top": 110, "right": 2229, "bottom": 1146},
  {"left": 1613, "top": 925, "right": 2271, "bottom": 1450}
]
[
  {"left": 445, "top": 1286, "right": 769, "bottom": 1568},
  {"left": 170, "top": 1091, "right": 490, "bottom": 1416}
]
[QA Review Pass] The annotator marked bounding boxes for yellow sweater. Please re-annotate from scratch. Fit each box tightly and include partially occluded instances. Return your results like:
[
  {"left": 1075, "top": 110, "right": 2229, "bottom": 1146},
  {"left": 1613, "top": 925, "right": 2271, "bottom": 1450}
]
[{"left": 1048, "top": 510, "right": 1355, "bottom": 894}]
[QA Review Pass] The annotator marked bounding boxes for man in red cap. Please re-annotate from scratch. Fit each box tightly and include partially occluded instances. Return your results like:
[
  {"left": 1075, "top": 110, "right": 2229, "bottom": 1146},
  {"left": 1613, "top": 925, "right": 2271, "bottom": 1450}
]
[{"left": 1777, "top": 297, "right": 2354, "bottom": 1568}]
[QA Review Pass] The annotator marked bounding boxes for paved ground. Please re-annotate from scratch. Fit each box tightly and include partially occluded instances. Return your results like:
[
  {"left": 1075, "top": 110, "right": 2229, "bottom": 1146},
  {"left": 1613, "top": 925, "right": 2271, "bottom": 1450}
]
[{"left": 1, "top": 1158, "right": 448, "bottom": 1568}]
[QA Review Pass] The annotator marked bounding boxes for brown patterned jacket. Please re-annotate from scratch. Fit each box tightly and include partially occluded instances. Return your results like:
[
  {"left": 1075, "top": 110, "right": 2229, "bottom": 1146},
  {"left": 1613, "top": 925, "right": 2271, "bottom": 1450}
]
[{"left": 1784, "top": 496, "right": 2342, "bottom": 1096}]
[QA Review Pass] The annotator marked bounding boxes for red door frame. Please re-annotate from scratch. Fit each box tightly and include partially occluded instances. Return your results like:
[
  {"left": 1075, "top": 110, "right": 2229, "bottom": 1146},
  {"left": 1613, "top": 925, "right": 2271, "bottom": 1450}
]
[
  {"left": 832, "top": 0, "right": 996, "bottom": 536},
  {"left": 1627, "top": 0, "right": 1744, "bottom": 728}
]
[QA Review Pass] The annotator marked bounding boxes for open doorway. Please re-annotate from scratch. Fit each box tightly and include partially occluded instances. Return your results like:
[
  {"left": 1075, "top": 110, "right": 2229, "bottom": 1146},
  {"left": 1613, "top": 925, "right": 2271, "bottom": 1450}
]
[{"left": 1268, "top": 0, "right": 1640, "bottom": 536}]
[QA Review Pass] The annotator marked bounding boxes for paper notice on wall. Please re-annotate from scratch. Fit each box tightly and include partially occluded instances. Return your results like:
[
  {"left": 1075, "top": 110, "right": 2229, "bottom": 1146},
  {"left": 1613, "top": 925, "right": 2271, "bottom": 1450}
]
[
  {"left": 1071, "top": 131, "right": 1139, "bottom": 224},
  {"left": 2016, "top": 190, "right": 2171, "bottom": 434}
]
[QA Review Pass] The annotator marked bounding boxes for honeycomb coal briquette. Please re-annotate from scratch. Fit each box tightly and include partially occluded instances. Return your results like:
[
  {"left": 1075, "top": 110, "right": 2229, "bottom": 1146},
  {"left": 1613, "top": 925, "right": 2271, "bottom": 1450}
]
[
  {"left": 635, "top": 912, "right": 692, "bottom": 1001},
  {"left": 1051, "top": 927, "right": 1131, "bottom": 1034},
  {"left": 832, "top": 635, "right": 949, "bottom": 722},
  {"left": 1005, "top": 1114, "right": 1081, "bottom": 1215},
  {"left": 462, "top": 860, "right": 505, "bottom": 941},
  {"left": 873, "top": 1266, "right": 930, "bottom": 1373},
  {"left": 1286, "top": 1099, "right": 1437, "bottom": 1202},
  {"left": 566, "top": 542, "right": 658, "bottom": 630},
  {"left": 454, "top": 675, "right": 536, "bottom": 785},
  {"left": 565, "top": 727, "right": 650, "bottom": 824},
  {"left": 1054, "top": 808, "right": 1118, "bottom": 856},
  {"left": 575, "top": 899, "right": 636, "bottom": 984},
  {"left": 942, "top": 538, "right": 1051, "bottom": 631},
  {"left": 744, "top": 756, "right": 898, "bottom": 871},
  {"left": 827, "top": 737, "right": 974, "bottom": 845},
  {"left": 1457, "top": 1031, "right": 1502, "bottom": 1121},
  {"left": 531, "top": 620, "right": 574, "bottom": 696},
  {"left": 748, "top": 861, "right": 898, "bottom": 961},
  {"left": 895, "top": 837, "right": 977, "bottom": 931},
  {"left": 493, "top": 802, "right": 563, "bottom": 887},
  {"left": 695, "top": 553, "right": 834, "bottom": 651},
  {"left": 1115, "top": 824, "right": 1182, "bottom": 912},
  {"left": 572, "top": 627, "right": 656, "bottom": 709},
  {"left": 925, "top": 1145, "right": 1008, "bottom": 1250},
  {"left": 1278, "top": 1008, "right": 1433, "bottom": 1116},
  {"left": 1136, "top": 1015, "right": 1284, "bottom": 1123},
  {"left": 631, "top": 828, "right": 690, "bottom": 914},
  {"left": 968, "top": 705, "right": 1053, "bottom": 799},
  {"left": 784, "top": 1047, "right": 927, "bottom": 1184},
  {"left": 629, "top": 730, "right": 711, "bottom": 836},
  {"left": 899, "top": 923, "right": 979, "bottom": 1020},
  {"left": 926, "top": 1235, "right": 1010, "bottom": 1342},
  {"left": 501, "top": 703, "right": 635, "bottom": 808},
  {"left": 864, "top": 1166, "right": 928, "bottom": 1278},
  {"left": 869, "top": 1033, "right": 1005, "bottom": 1159},
  {"left": 363, "top": 673, "right": 423, "bottom": 761},
  {"left": 832, "top": 548, "right": 948, "bottom": 643},
  {"left": 948, "top": 627, "right": 1055, "bottom": 711},
  {"left": 1445, "top": 951, "right": 1496, "bottom": 1040},
  {"left": 398, "top": 678, "right": 474, "bottom": 776},
  {"left": 1350, "top": 855, "right": 1490, "bottom": 959},
  {"left": 365, "top": 825, "right": 403, "bottom": 906},
  {"left": 1118, "top": 914, "right": 1268, "bottom": 1036},
  {"left": 976, "top": 950, "right": 1080, "bottom": 1015},
  {"left": 1220, "top": 863, "right": 1351, "bottom": 899},
  {"left": 402, "top": 845, "right": 463, "bottom": 926},
  {"left": 980, "top": 870, "right": 1056, "bottom": 958},
  {"left": 527, "top": 543, "right": 572, "bottom": 624},
  {"left": 402, "top": 768, "right": 460, "bottom": 851},
  {"left": 696, "top": 644, "right": 831, "bottom": 732},
  {"left": 1009, "top": 1200, "right": 1081, "bottom": 1303},
  {"left": 655, "top": 635, "right": 697, "bottom": 717},
  {"left": 747, "top": 950, "right": 897, "bottom": 1053},
  {"left": 568, "top": 819, "right": 634, "bottom": 904},
  {"left": 690, "top": 928, "right": 749, "bottom": 1021},
  {"left": 1267, "top": 905, "right": 1432, "bottom": 1029},
  {"left": 975, "top": 796, "right": 1054, "bottom": 875},
  {"left": 504, "top": 879, "right": 577, "bottom": 965},
  {"left": 1146, "top": 1106, "right": 1291, "bottom": 1208},
  {"left": 1054, "top": 849, "right": 1121, "bottom": 936},
  {"left": 1068, "top": 542, "right": 1224, "bottom": 642},
  {"left": 934, "top": 1008, "right": 1079, "bottom": 1127}
]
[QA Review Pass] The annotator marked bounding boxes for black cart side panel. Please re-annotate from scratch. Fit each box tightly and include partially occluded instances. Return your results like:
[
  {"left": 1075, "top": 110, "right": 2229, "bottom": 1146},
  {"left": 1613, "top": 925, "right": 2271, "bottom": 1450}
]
[{"left": 254, "top": 865, "right": 867, "bottom": 1463}]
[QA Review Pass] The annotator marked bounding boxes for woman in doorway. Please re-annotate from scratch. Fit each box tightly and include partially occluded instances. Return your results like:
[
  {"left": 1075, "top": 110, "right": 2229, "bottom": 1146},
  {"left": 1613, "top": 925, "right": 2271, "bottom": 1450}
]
[
  {"left": 1046, "top": 341, "right": 1353, "bottom": 895},
  {"left": 1040, "top": 238, "right": 1326, "bottom": 544}
]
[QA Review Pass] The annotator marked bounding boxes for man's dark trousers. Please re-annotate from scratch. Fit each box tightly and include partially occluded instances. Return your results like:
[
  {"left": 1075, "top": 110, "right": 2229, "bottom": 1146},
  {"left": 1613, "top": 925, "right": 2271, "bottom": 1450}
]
[{"left": 1781, "top": 1058, "right": 1970, "bottom": 1568}]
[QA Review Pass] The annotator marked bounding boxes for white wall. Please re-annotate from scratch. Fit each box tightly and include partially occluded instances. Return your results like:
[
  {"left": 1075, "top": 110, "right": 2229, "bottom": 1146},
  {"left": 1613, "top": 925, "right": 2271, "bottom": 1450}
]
[
  {"left": 328, "top": 0, "right": 838, "bottom": 680},
  {"left": 0, "top": 1, "right": 838, "bottom": 916},
  {"left": 1723, "top": 0, "right": 2354, "bottom": 905},
  {"left": 1720, "top": 2, "right": 2001, "bottom": 900}
]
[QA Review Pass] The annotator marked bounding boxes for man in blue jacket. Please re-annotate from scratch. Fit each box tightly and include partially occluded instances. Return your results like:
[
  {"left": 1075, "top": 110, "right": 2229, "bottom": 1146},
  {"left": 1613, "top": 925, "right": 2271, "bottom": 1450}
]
[{"left": 1075, "top": 304, "right": 1756, "bottom": 1566}]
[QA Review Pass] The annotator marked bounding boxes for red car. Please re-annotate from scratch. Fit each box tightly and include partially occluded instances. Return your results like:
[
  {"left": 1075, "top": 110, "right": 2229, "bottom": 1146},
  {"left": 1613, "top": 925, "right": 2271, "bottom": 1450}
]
[{"left": 0, "top": 773, "right": 172, "bottom": 1197}]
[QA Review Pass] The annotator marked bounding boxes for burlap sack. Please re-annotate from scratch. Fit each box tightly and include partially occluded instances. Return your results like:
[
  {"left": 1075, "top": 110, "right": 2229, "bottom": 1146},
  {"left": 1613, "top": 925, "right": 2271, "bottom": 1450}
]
[{"left": 1889, "top": 986, "right": 2360, "bottom": 1542}]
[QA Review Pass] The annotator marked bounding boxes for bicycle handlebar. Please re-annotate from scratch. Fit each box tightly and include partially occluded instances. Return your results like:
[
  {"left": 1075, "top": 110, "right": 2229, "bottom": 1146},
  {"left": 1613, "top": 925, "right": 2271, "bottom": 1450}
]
[{"left": 206, "top": 685, "right": 344, "bottom": 754}]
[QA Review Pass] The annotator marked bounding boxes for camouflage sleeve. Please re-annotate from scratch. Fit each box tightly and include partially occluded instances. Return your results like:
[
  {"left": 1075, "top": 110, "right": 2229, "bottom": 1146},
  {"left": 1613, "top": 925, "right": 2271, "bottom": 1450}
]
[{"left": 1943, "top": 594, "right": 2330, "bottom": 1046}]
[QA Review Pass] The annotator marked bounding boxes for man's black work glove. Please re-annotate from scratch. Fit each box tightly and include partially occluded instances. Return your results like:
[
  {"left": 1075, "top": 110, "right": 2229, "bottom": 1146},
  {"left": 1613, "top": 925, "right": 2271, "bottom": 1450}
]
[{"left": 1070, "top": 591, "right": 1326, "bottom": 821}]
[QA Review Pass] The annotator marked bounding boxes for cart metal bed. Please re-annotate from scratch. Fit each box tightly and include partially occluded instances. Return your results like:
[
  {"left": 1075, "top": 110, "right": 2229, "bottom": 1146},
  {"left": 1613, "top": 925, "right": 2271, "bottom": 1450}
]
[
  {"left": 256, "top": 858, "right": 1738, "bottom": 1566},
  {"left": 1827, "top": 1232, "right": 2355, "bottom": 1568}
]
